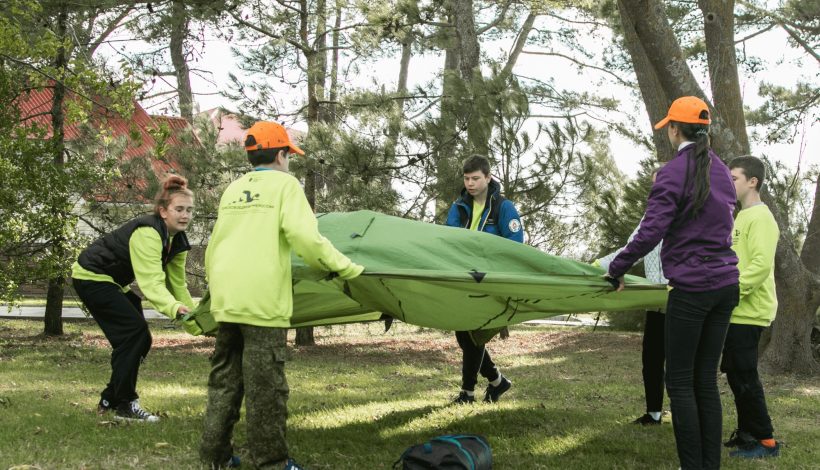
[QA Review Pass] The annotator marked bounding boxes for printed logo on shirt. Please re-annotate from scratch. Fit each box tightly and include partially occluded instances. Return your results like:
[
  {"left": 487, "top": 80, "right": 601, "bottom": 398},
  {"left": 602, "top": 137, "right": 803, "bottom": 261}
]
[
  {"left": 239, "top": 190, "right": 259, "bottom": 203},
  {"left": 223, "top": 189, "right": 275, "bottom": 211},
  {"left": 509, "top": 218, "right": 522, "bottom": 233}
]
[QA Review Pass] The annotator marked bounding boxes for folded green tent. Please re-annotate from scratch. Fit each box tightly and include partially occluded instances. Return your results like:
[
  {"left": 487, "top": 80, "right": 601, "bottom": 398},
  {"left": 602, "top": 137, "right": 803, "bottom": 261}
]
[
  {"left": 296, "top": 210, "right": 667, "bottom": 329},
  {"left": 186, "top": 210, "right": 668, "bottom": 335}
]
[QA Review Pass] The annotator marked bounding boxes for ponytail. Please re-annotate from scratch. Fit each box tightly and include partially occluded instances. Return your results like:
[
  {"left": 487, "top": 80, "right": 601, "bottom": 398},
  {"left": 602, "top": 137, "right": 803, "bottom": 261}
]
[
  {"left": 153, "top": 174, "right": 193, "bottom": 215},
  {"left": 671, "top": 110, "right": 712, "bottom": 220}
]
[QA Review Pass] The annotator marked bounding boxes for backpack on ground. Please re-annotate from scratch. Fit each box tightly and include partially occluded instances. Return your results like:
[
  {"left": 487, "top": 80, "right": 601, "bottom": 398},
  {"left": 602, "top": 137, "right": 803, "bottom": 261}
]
[{"left": 394, "top": 434, "right": 492, "bottom": 470}]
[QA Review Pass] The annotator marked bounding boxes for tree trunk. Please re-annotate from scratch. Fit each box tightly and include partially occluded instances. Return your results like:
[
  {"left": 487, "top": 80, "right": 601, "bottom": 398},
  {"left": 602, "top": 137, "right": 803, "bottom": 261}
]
[
  {"left": 618, "top": 0, "right": 819, "bottom": 372},
  {"left": 169, "top": 0, "right": 193, "bottom": 122},
  {"left": 759, "top": 189, "right": 820, "bottom": 374},
  {"left": 698, "top": 0, "right": 750, "bottom": 156},
  {"left": 434, "top": 31, "right": 462, "bottom": 222},
  {"left": 801, "top": 177, "right": 820, "bottom": 273},
  {"left": 616, "top": 2, "right": 676, "bottom": 162},
  {"left": 314, "top": 0, "right": 328, "bottom": 123},
  {"left": 618, "top": 0, "right": 744, "bottom": 159},
  {"left": 328, "top": 0, "right": 342, "bottom": 119},
  {"left": 385, "top": 29, "right": 413, "bottom": 161},
  {"left": 44, "top": 4, "right": 68, "bottom": 337},
  {"left": 760, "top": 202, "right": 820, "bottom": 373},
  {"left": 451, "top": 0, "right": 489, "bottom": 157},
  {"left": 296, "top": 0, "right": 318, "bottom": 347}
]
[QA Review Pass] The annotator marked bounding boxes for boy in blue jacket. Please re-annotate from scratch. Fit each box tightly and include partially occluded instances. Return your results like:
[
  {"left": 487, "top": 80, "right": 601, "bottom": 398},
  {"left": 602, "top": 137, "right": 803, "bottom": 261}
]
[{"left": 446, "top": 155, "right": 524, "bottom": 404}]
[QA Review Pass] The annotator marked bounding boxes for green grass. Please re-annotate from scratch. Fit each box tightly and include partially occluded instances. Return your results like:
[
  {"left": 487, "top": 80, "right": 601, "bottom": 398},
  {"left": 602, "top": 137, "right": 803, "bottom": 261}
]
[{"left": 0, "top": 320, "right": 818, "bottom": 469}]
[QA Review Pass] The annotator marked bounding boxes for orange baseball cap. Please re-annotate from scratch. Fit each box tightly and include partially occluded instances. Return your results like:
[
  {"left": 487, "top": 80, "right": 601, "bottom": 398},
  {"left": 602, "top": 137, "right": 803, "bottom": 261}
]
[
  {"left": 654, "top": 96, "right": 711, "bottom": 129},
  {"left": 244, "top": 121, "right": 305, "bottom": 155}
]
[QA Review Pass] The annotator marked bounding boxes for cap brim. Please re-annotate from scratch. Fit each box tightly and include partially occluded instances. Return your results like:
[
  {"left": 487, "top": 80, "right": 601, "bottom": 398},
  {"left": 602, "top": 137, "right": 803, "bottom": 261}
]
[
  {"left": 289, "top": 144, "right": 305, "bottom": 156},
  {"left": 654, "top": 116, "right": 670, "bottom": 129}
]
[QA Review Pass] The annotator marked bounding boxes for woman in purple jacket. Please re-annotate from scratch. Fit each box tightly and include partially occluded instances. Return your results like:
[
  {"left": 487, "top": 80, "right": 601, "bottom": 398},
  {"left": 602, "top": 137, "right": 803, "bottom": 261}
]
[{"left": 606, "top": 96, "right": 739, "bottom": 470}]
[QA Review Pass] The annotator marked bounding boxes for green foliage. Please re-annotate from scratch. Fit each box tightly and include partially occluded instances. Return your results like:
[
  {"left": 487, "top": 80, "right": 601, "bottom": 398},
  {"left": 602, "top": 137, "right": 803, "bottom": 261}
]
[
  {"left": 296, "top": 122, "right": 401, "bottom": 214},
  {"left": 0, "top": 1, "right": 141, "bottom": 304},
  {"left": 593, "top": 158, "right": 659, "bottom": 259},
  {"left": 747, "top": 81, "right": 819, "bottom": 145},
  {"left": 760, "top": 157, "right": 818, "bottom": 249}
]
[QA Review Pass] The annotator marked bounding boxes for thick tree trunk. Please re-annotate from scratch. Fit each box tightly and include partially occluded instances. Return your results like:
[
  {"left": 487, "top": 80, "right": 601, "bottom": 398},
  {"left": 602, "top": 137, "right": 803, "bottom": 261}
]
[
  {"left": 618, "top": 0, "right": 744, "bottom": 159},
  {"left": 698, "top": 0, "right": 750, "bottom": 156},
  {"left": 801, "top": 178, "right": 820, "bottom": 273},
  {"left": 616, "top": 2, "right": 676, "bottom": 162},
  {"left": 451, "top": 0, "right": 489, "bottom": 157},
  {"left": 761, "top": 193, "right": 820, "bottom": 373},
  {"left": 170, "top": 0, "right": 193, "bottom": 122},
  {"left": 759, "top": 189, "right": 820, "bottom": 374},
  {"left": 44, "top": 4, "right": 68, "bottom": 337}
]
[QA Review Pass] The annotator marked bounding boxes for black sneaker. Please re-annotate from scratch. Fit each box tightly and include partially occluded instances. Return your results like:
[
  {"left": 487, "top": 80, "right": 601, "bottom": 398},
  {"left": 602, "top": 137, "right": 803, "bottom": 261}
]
[
  {"left": 632, "top": 413, "right": 662, "bottom": 425},
  {"left": 114, "top": 399, "right": 160, "bottom": 423},
  {"left": 97, "top": 398, "right": 114, "bottom": 415},
  {"left": 484, "top": 377, "right": 512, "bottom": 403},
  {"left": 724, "top": 429, "right": 756, "bottom": 448},
  {"left": 452, "top": 391, "right": 476, "bottom": 404}
]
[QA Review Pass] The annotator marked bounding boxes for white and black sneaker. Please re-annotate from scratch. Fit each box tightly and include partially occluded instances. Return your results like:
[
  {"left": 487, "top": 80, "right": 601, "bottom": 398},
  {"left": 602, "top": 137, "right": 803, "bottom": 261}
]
[{"left": 114, "top": 399, "right": 160, "bottom": 423}]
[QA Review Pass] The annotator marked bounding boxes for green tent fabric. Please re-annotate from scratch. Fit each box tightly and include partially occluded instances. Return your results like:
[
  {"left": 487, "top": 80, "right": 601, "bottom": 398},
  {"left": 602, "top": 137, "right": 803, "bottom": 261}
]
[{"left": 285, "top": 210, "right": 668, "bottom": 330}]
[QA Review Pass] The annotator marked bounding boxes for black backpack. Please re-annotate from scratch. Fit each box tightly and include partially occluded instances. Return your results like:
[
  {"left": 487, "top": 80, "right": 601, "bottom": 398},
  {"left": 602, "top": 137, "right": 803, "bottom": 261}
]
[{"left": 394, "top": 434, "right": 492, "bottom": 470}]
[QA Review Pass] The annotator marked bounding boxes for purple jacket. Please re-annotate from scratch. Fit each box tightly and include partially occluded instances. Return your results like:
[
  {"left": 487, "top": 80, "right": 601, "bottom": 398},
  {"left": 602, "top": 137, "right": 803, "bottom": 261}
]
[{"left": 608, "top": 144, "right": 739, "bottom": 292}]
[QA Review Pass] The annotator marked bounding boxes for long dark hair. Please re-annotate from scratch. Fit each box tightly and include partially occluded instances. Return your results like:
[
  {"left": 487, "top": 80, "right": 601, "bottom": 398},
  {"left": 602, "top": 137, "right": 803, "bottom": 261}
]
[{"left": 671, "top": 110, "right": 711, "bottom": 220}]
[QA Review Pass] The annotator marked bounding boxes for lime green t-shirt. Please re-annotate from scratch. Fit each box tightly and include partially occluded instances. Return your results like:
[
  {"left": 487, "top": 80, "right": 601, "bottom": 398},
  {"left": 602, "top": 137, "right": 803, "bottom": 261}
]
[{"left": 470, "top": 200, "right": 485, "bottom": 231}]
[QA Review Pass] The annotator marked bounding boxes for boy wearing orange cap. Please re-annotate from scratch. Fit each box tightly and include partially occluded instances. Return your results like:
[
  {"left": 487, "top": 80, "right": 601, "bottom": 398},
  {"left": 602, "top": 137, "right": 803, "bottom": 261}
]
[{"left": 200, "top": 121, "right": 364, "bottom": 469}]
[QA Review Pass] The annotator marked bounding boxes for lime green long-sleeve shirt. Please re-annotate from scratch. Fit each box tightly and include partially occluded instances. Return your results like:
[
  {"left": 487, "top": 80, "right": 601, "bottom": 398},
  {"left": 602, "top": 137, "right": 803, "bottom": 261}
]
[
  {"left": 205, "top": 169, "right": 363, "bottom": 328},
  {"left": 71, "top": 227, "right": 194, "bottom": 319},
  {"left": 731, "top": 204, "right": 779, "bottom": 326}
]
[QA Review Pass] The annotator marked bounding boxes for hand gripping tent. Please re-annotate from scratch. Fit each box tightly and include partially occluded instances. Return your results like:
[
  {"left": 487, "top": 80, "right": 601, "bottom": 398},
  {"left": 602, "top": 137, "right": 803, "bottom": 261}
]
[{"left": 285, "top": 210, "right": 668, "bottom": 330}]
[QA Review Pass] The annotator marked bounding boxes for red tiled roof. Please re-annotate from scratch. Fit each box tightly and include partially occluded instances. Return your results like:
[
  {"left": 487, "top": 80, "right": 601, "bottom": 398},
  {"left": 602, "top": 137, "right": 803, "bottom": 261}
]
[{"left": 17, "top": 86, "right": 198, "bottom": 202}]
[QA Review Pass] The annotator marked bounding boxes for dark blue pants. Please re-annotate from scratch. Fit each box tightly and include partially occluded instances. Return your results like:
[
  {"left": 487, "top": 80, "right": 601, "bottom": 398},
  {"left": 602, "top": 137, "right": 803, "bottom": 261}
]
[
  {"left": 643, "top": 310, "right": 666, "bottom": 412},
  {"left": 73, "top": 278, "right": 152, "bottom": 408},
  {"left": 665, "top": 284, "right": 738, "bottom": 470},
  {"left": 720, "top": 324, "right": 774, "bottom": 440},
  {"left": 455, "top": 331, "right": 499, "bottom": 392}
]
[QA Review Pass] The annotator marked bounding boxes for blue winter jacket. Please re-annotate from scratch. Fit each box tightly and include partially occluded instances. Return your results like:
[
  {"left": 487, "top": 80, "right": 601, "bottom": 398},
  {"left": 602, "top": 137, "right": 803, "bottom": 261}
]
[{"left": 446, "top": 179, "right": 524, "bottom": 242}]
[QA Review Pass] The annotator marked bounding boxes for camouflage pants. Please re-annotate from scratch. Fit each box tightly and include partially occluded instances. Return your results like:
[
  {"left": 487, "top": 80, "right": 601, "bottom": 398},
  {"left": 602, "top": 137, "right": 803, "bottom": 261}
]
[{"left": 200, "top": 323, "right": 290, "bottom": 469}]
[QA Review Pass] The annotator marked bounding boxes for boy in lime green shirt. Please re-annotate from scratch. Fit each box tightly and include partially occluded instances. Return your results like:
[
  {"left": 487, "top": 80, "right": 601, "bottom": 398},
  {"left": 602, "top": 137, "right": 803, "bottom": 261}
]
[
  {"left": 199, "top": 121, "right": 362, "bottom": 470},
  {"left": 722, "top": 156, "right": 780, "bottom": 459}
]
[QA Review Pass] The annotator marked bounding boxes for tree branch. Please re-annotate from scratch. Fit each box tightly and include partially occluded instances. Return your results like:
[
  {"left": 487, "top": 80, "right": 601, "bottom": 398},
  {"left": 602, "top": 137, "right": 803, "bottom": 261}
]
[
  {"left": 734, "top": 23, "right": 775, "bottom": 44},
  {"left": 736, "top": 0, "right": 820, "bottom": 63},
  {"left": 228, "top": 10, "right": 310, "bottom": 54},
  {"left": 476, "top": 0, "right": 512, "bottom": 35},
  {"left": 502, "top": 12, "right": 536, "bottom": 78},
  {"left": 521, "top": 50, "right": 633, "bottom": 87},
  {"left": 87, "top": 3, "right": 135, "bottom": 56}
]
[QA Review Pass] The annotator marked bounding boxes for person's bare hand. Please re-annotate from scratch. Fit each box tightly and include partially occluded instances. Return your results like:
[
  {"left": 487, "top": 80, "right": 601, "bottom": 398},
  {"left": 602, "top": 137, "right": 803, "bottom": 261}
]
[{"left": 175, "top": 306, "right": 190, "bottom": 320}]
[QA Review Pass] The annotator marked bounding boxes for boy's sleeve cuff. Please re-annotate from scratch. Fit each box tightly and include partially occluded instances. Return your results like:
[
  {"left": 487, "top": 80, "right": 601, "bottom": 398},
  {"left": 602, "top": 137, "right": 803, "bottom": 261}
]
[{"left": 337, "top": 263, "right": 365, "bottom": 280}]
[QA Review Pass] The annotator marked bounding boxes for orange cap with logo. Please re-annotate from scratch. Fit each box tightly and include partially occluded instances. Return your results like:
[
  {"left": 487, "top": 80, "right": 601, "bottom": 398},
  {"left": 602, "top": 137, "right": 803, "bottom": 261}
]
[
  {"left": 654, "top": 96, "right": 711, "bottom": 129},
  {"left": 244, "top": 121, "right": 305, "bottom": 155}
]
